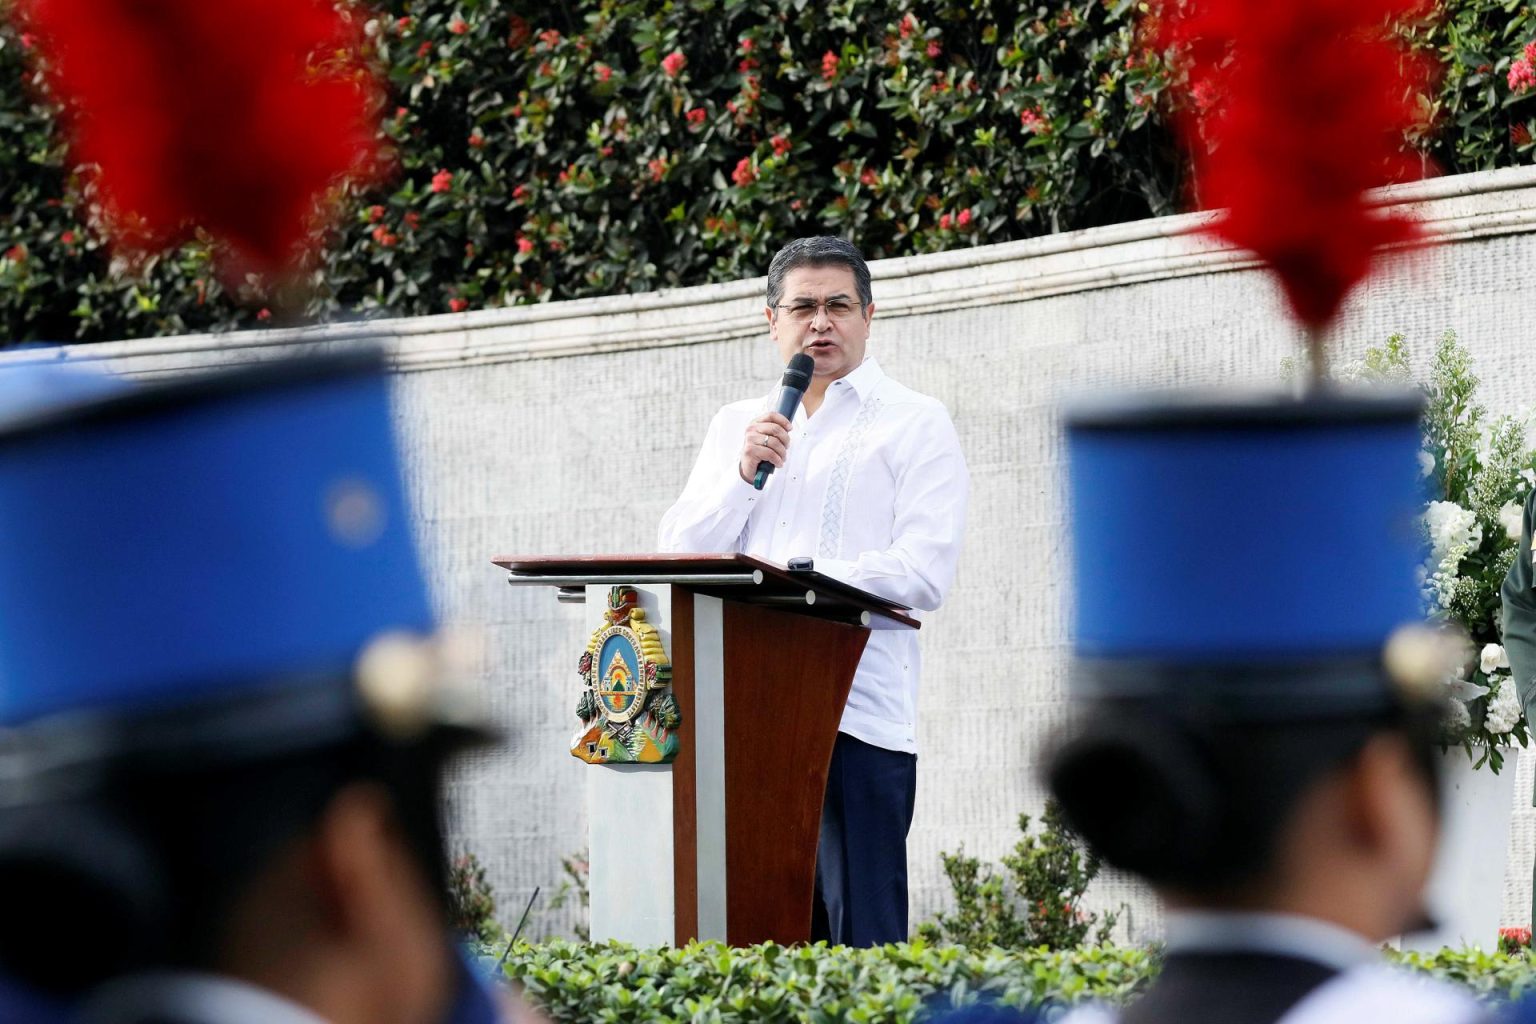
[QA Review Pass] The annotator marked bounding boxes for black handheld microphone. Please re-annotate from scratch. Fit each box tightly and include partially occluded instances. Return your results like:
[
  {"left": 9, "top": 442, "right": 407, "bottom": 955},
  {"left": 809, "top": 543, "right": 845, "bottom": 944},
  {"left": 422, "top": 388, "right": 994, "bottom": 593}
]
[{"left": 752, "top": 352, "right": 815, "bottom": 490}]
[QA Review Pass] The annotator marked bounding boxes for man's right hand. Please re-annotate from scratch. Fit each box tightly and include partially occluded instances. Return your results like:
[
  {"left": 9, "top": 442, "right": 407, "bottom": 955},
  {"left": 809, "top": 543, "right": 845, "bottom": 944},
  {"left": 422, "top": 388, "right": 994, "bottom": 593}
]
[{"left": 739, "top": 412, "right": 792, "bottom": 483}]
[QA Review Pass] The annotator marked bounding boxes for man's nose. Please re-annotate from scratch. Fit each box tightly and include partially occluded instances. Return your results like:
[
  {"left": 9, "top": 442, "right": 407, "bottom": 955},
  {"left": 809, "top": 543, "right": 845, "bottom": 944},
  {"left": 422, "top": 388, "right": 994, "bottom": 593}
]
[{"left": 809, "top": 304, "right": 832, "bottom": 328}]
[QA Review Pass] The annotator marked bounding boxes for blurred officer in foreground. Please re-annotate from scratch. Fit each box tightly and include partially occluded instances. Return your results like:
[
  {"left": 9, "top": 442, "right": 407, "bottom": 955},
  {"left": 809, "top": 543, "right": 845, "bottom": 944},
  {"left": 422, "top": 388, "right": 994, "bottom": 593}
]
[
  {"left": 0, "top": 352, "right": 514, "bottom": 1024},
  {"left": 1043, "top": 391, "right": 1487, "bottom": 1024}
]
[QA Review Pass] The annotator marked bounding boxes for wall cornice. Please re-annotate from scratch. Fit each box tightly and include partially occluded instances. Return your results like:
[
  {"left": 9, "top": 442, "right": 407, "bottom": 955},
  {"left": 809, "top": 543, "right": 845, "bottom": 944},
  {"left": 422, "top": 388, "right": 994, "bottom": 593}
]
[{"left": 16, "top": 164, "right": 1536, "bottom": 376}]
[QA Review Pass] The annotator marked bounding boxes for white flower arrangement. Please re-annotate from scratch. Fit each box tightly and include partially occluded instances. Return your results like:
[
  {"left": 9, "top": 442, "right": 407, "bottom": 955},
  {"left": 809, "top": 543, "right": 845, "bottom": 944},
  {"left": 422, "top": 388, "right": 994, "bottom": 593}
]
[{"left": 1344, "top": 332, "right": 1533, "bottom": 772}]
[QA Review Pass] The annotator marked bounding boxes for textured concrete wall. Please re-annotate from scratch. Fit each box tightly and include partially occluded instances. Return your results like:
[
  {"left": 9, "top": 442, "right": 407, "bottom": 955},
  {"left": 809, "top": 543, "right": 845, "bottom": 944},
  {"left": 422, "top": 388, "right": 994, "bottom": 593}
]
[{"left": 33, "top": 165, "right": 1536, "bottom": 942}]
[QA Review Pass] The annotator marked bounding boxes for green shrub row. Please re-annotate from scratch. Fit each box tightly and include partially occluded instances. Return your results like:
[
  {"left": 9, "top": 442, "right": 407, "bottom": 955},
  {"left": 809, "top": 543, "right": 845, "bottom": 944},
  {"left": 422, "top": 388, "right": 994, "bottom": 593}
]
[
  {"left": 3, "top": 0, "right": 1536, "bottom": 344},
  {"left": 480, "top": 939, "right": 1536, "bottom": 1023}
]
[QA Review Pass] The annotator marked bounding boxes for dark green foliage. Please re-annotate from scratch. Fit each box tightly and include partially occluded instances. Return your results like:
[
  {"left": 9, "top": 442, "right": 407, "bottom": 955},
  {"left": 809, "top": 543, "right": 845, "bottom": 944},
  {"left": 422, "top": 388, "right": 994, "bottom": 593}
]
[
  {"left": 6, "top": 2, "right": 1536, "bottom": 344},
  {"left": 446, "top": 849, "right": 502, "bottom": 943},
  {"left": 919, "top": 801, "right": 1116, "bottom": 950},
  {"left": 504, "top": 940, "right": 1154, "bottom": 1022},
  {"left": 489, "top": 940, "right": 1536, "bottom": 1022},
  {"left": 2, "top": 0, "right": 1178, "bottom": 343}
]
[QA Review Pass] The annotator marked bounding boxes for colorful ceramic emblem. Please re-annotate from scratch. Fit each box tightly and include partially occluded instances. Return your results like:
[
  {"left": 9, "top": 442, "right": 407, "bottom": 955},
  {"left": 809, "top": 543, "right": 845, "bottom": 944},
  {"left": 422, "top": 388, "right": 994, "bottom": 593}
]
[{"left": 572, "top": 586, "right": 680, "bottom": 764}]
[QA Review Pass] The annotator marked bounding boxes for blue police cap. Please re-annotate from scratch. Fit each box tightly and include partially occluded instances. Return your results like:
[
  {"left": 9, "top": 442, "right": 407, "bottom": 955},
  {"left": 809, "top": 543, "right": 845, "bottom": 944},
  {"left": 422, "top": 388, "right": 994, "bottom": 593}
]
[
  {"left": 0, "top": 350, "right": 451, "bottom": 768},
  {"left": 1064, "top": 389, "right": 1427, "bottom": 716}
]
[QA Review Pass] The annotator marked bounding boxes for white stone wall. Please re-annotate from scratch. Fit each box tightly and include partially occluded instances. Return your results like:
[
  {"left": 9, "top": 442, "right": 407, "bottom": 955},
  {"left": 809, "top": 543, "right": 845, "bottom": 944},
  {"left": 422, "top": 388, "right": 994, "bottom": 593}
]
[{"left": 30, "top": 165, "right": 1536, "bottom": 942}]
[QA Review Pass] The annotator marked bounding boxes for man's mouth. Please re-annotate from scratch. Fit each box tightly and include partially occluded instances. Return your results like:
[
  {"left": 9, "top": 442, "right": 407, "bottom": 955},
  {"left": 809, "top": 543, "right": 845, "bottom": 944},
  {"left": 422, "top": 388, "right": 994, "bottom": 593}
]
[{"left": 807, "top": 339, "right": 837, "bottom": 351}]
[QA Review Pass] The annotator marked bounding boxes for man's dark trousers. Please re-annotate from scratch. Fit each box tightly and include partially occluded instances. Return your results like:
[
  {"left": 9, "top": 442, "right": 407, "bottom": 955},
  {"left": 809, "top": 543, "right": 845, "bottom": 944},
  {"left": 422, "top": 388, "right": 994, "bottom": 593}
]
[{"left": 810, "top": 731, "right": 918, "bottom": 947}]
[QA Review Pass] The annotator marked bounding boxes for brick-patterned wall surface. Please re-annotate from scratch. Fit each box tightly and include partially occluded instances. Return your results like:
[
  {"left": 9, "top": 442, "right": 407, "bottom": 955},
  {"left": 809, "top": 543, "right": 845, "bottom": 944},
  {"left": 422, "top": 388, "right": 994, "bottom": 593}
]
[{"left": 41, "top": 167, "right": 1536, "bottom": 942}]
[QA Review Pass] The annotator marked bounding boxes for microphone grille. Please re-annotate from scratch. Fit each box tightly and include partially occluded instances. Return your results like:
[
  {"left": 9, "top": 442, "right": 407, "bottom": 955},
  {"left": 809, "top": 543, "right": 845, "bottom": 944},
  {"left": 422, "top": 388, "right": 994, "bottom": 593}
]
[{"left": 783, "top": 353, "right": 814, "bottom": 390}]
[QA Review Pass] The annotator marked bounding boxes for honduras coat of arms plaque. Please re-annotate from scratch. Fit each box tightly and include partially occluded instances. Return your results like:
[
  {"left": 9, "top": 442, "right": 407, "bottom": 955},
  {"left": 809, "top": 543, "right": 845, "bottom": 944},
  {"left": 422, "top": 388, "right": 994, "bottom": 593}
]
[{"left": 571, "top": 586, "right": 681, "bottom": 764}]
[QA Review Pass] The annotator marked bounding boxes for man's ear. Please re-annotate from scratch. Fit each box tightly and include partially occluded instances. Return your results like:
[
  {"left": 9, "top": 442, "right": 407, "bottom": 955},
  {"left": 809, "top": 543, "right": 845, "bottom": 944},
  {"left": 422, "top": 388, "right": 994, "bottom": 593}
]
[
  {"left": 304, "top": 782, "right": 414, "bottom": 941},
  {"left": 1342, "top": 733, "right": 1437, "bottom": 859},
  {"left": 765, "top": 306, "right": 777, "bottom": 336}
]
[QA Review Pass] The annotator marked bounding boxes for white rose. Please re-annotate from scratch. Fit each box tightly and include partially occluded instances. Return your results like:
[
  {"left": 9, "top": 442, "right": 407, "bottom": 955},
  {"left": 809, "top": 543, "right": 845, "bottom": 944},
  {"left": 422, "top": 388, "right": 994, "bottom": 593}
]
[
  {"left": 1503, "top": 502, "right": 1527, "bottom": 542},
  {"left": 1424, "top": 501, "right": 1481, "bottom": 567},
  {"left": 1481, "top": 643, "right": 1511, "bottom": 675},
  {"left": 1487, "top": 677, "right": 1523, "bottom": 736},
  {"left": 1419, "top": 451, "right": 1436, "bottom": 479}
]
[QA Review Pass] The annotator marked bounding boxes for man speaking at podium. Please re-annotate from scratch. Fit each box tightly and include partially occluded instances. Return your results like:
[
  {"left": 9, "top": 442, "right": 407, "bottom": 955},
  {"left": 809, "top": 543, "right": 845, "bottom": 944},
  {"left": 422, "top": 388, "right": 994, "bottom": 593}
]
[{"left": 658, "top": 236, "right": 969, "bottom": 946}]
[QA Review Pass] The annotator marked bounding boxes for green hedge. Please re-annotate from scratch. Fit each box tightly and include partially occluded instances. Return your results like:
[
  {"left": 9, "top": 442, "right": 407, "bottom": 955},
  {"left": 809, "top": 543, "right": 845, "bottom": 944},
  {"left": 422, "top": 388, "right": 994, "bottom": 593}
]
[
  {"left": 3, "top": 0, "right": 1536, "bottom": 344},
  {"left": 488, "top": 940, "right": 1536, "bottom": 1023}
]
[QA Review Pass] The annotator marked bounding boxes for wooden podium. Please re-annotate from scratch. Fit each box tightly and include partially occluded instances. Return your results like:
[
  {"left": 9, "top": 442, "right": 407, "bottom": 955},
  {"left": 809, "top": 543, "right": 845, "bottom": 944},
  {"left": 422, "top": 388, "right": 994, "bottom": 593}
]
[{"left": 492, "top": 554, "right": 919, "bottom": 947}]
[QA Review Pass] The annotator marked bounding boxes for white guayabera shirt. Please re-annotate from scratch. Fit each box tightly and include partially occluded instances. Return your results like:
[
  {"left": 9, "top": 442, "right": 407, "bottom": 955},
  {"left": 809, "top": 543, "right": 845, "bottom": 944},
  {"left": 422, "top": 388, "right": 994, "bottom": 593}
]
[{"left": 658, "top": 357, "right": 969, "bottom": 754}]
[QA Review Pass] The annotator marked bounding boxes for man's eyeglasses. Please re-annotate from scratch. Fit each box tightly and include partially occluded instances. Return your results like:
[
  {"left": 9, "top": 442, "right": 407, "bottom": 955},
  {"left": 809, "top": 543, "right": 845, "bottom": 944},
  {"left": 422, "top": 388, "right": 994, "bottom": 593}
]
[{"left": 775, "top": 299, "right": 863, "bottom": 324}]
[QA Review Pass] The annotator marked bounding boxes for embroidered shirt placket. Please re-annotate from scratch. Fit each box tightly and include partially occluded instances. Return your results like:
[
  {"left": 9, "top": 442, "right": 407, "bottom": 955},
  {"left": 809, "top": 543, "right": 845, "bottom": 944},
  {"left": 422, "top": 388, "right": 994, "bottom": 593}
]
[{"left": 819, "top": 384, "right": 884, "bottom": 560}]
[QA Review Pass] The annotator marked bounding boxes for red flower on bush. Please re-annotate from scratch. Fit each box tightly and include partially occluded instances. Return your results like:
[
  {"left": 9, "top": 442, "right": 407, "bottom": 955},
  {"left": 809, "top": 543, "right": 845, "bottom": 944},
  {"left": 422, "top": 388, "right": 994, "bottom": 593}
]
[
  {"left": 507, "top": 16, "right": 530, "bottom": 49},
  {"left": 860, "top": 167, "right": 877, "bottom": 186},
  {"left": 469, "top": 131, "right": 486, "bottom": 148},
  {"left": 738, "top": 57, "right": 759, "bottom": 73},
  {"left": 371, "top": 225, "right": 397, "bottom": 246},
  {"left": 740, "top": 37, "right": 754, "bottom": 53},
  {"left": 926, "top": 40, "right": 942, "bottom": 59},
  {"left": 431, "top": 169, "right": 454, "bottom": 193},
  {"left": 958, "top": 208, "right": 972, "bottom": 228},
  {"left": 516, "top": 236, "right": 534, "bottom": 254},
  {"left": 899, "top": 14, "right": 916, "bottom": 39},
  {"left": 416, "top": 41, "right": 432, "bottom": 58},
  {"left": 256, "top": 308, "right": 271, "bottom": 320},
  {"left": 595, "top": 63, "right": 613, "bottom": 82},
  {"left": 647, "top": 157, "right": 668, "bottom": 182},
  {"left": 1020, "top": 108, "right": 1048, "bottom": 134},
  {"left": 403, "top": 211, "right": 420, "bottom": 230},
  {"left": 1515, "top": 123, "right": 1533, "bottom": 147},
  {"left": 661, "top": 50, "right": 686, "bottom": 77},
  {"left": 731, "top": 157, "right": 756, "bottom": 186},
  {"left": 771, "top": 134, "right": 791, "bottom": 157},
  {"left": 396, "top": 16, "right": 411, "bottom": 32},
  {"left": 448, "top": 297, "right": 468, "bottom": 312},
  {"left": 1510, "top": 57, "right": 1536, "bottom": 93},
  {"left": 686, "top": 107, "right": 707, "bottom": 127},
  {"left": 367, "top": 205, "right": 385, "bottom": 222},
  {"left": 512, "top": 184, "right": 529, "bottom": 201},
  {"left": 2, "top": 245, "right": 25, "bottom": 262},
  {"left": 17, "top": 32, "right": 34, "bottom": 50},
  {"left": 821, "top": 50, "right": 840, "bottom": 82},
  {"left": 537, "top": 29, "right": 561, "bottom": 49},
  {"left": 939, "top": 212, "right": 952, "bottom": 230},
  {"left": 449, "top": 18, "right": 467, "bottom": 35},
  {"left": 60, "top": 230, "right": 76, "bottom": 244}
]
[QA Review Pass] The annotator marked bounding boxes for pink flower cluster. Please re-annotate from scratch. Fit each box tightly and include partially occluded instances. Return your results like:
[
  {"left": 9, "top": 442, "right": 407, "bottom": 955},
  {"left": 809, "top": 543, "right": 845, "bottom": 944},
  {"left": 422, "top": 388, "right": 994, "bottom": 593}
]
[
  {"left": 430, "top": 169, "right": 454, "bottom": 193},
  {"left": 937, "top": 208, "right": 973, "bottom": 230},
  {"left": 821, "top": 50, "right": 840, "bottom": 82},
  {"left": 1020, "top": 108, "right": 1047, "bottom": 134},
  {"left": 1510, "top": 45, "right": 1536, "bottom": 93},
  {"left": 661, "top": 50, "right": 685, "bottom": 77},
  {"left": 731, "top": 157, "right": 756, "bottom": 187}
]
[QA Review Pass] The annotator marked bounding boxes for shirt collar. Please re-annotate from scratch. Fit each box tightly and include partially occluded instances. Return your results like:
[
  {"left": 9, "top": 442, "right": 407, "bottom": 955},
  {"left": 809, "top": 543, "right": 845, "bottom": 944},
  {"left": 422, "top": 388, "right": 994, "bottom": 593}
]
[
  {"left": 828, "top": 356, "right": 884, "bottom": 401},
  {"left": 80, "top": 971, "right": 331, "bottom": 1024},
  {"left": 1163, "top": 910, "right": 1380, "bottom": 973}
]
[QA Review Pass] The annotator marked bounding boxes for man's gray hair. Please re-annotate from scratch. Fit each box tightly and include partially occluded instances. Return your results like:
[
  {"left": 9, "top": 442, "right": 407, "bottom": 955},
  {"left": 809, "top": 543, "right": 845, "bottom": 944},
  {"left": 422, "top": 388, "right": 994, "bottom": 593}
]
[{"left": 765, "top": 236, "right": 872, "bottom": 311}]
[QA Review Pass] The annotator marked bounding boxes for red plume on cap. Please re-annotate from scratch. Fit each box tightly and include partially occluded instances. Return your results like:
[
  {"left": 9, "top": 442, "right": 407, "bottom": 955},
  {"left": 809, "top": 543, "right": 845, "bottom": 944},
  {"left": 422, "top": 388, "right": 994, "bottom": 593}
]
[
  {"left": 13, "top": 0, "right": 386, "bottom": 280},
  {"left": 1157, "top": 0, "right": 1436, "bottom": 333}
]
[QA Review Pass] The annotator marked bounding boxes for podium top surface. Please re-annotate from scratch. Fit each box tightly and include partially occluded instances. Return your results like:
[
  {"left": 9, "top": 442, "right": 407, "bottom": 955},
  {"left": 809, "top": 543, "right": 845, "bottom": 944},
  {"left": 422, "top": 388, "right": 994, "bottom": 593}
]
[{"left": 491, "top": 553, "right": 919, "bottom": 630}]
